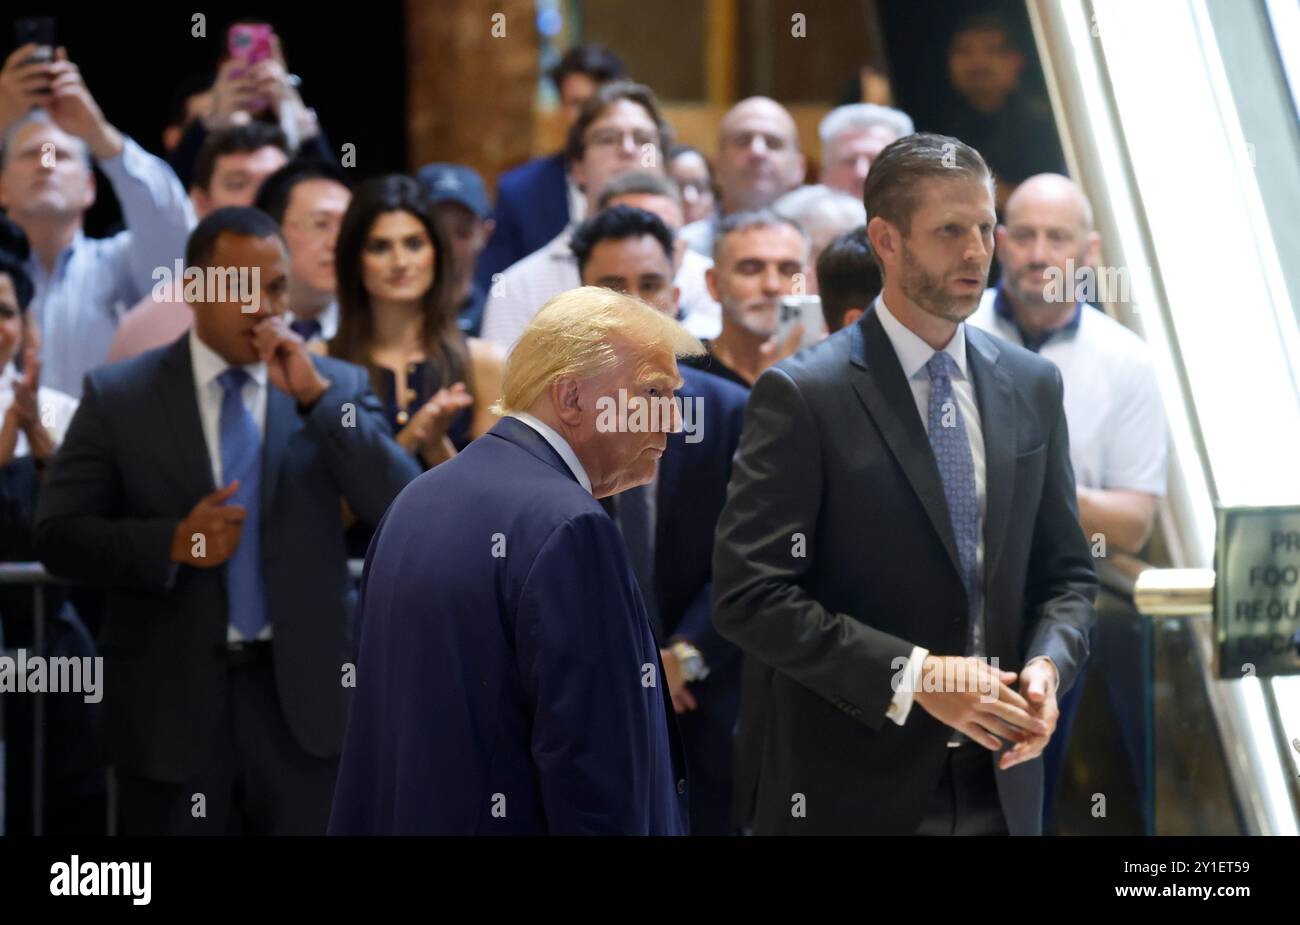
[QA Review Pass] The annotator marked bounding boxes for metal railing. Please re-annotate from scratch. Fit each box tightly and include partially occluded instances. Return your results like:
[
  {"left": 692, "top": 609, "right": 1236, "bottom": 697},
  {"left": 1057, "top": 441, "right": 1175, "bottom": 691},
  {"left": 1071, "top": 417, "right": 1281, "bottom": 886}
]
[
  {"left": 0, "top": 559, "right": 367, "bottom": 836},
  {"left": 1134, "top": 567, "right": 1300, "bottom": 835}
]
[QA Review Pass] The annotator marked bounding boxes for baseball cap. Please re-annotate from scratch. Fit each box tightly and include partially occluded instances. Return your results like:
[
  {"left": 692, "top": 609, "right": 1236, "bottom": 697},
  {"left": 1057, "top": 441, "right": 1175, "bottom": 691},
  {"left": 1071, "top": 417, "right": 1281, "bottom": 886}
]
[{"left": 415, "top": 163, "right": 490, "bottom": 219}]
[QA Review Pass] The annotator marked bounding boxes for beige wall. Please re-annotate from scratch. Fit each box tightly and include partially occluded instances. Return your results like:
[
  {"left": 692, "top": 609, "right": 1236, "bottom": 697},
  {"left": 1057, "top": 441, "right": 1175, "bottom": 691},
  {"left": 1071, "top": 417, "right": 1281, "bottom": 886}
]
[{"left": 406, "top": 0, "right": 539, "bottom": 195}]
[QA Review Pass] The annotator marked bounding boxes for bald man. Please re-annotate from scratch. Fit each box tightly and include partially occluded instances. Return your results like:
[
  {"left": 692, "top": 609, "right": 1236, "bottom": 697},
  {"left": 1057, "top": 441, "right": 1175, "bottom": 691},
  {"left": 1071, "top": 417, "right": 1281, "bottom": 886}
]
[
  {"left": 968, "top": 173, "right": 1167, "bottom": 831},
  {"left": 680, "top": 97, "right": 806, "bottom": 257}
]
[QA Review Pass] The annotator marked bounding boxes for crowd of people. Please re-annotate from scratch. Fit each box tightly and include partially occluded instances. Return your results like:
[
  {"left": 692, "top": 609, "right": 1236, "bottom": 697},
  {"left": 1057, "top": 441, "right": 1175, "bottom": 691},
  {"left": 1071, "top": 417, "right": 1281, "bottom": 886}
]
[{"left": 0, "top": 14, "right": 1166, "bottom": 836}]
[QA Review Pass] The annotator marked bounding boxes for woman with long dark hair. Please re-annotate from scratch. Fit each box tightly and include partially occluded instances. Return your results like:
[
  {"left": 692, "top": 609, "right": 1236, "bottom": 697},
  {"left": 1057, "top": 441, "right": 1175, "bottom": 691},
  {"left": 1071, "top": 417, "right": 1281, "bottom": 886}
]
[{"left": 331, "top": 175, "right": 502, "bottom": 469}]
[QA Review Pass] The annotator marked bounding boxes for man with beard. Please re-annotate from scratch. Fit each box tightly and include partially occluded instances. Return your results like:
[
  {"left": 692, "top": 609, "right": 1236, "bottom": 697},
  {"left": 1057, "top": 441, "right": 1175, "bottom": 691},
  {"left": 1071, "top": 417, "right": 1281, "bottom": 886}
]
[
  {"left": 713, "top": 133, "right": 1096, "bottom": 835},
  {"left": 682, "top": 210, "right": 809, "bottom": 389}
]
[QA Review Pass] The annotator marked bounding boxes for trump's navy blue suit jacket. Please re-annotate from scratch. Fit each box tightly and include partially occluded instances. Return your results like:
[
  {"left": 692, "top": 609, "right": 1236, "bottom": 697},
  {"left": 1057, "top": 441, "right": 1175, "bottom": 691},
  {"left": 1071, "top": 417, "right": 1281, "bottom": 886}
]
[
  {"left": 474, "top": 152, "right": 570, "bottom": 292},
  {"left": 328, "top": 415, "right": 689, "bottom": 835}
]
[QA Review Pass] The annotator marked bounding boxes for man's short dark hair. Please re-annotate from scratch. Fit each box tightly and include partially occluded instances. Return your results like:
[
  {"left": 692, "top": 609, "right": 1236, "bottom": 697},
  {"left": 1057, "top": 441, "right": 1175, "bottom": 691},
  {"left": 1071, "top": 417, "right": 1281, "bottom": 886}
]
[
  {"left": 712, "top": 208, "right": 810, "bottom": 265},
  {"left": 596, "top": 170, "right": 681, "bottom": 211},
  {"left": 862, "top": 132, "right": 992, "bottom": 270},
  {"left": 564, "top": 80, "right": 674, "bottom": 166},
  {"left": 0, "top": 249, "right": 34, "bottom": 315},
  {"left": 950, "top": 12, "right": 1018, "bottom": 50},
  {"left": 253, "top": 158, "right": 352, "bottom": 225},
  {"left": 185, "top": 206, "right": 284, "bottom": 268},
  {"left": 569, "top": 205, "right": 675, "bottom": 279},
  {"left": 548, "top": 43, "right": 626, "bottom": 92},
  {"left": 192, "top": 122, "right": 290, "bottom": 192},
  {"left": 816, "top": 226, "right": 881, "bottom": 332}
]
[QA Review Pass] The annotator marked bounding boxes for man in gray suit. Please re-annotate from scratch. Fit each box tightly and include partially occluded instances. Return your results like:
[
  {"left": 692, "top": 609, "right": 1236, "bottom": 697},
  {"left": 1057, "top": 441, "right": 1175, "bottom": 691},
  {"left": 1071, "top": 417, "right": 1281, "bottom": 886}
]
[
  {"left": 35, "top": 207, "right": 421, "bottom": 835},
  {"left": 713, "top": 133, "right": 1096, "bottom": 835}
]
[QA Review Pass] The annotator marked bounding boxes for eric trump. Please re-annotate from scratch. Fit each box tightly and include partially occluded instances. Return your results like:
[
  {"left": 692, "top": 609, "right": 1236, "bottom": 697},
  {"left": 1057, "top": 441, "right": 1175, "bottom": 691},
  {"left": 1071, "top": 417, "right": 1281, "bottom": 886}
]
[{"left": 713, "top": 133, "right": 1097, "bottom": 835}]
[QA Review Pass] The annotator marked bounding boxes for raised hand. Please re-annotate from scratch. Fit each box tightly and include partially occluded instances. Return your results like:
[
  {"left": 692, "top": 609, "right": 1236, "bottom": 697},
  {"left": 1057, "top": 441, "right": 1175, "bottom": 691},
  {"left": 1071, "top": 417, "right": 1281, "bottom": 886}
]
[
  {"left": 45, "top": 49, "right": 122, "bottom": 159},
  {"left": 252, "top": 315, "right": 331, "bottom": 407},
  {"left": 397, "top": 383, "right": 474, "bottom": 453},
  {"left": 0, "top": 44, "right": 58, "bottom": 133}
]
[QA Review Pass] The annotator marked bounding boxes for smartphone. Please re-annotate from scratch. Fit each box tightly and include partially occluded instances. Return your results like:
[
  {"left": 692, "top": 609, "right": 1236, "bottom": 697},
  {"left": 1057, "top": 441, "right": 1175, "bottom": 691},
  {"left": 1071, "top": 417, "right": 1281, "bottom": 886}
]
[
  {"left": 227, "top": 23, "right": 273, "bottom": 68},
  {"left": 777, "top": 295, "right": 827, "bottom": 351},
  {"left": 14, "top": 17, "right": 56, "bottom": 65}
]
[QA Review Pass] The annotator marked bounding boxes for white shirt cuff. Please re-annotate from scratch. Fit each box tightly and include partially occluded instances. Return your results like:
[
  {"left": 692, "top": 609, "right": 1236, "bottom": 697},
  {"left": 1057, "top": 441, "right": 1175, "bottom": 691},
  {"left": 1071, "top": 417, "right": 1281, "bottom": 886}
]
[{"left": 887, "top": 645, "right": 929, "bottom": 726}]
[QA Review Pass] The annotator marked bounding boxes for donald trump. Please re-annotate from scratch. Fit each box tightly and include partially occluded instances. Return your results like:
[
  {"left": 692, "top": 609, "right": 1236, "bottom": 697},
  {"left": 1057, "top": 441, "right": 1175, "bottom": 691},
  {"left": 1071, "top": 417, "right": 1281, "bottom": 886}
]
[{"left": 329, "top": 286, "right": 702, "bottom": 834}]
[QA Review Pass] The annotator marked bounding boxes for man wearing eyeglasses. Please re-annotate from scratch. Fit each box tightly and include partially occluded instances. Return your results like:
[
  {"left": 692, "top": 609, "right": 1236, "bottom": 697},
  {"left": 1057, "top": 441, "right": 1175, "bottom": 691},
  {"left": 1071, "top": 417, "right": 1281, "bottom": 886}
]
[
  {"left": 480, "top": 80, "right": 679, "bottom": 351},
  {"left": 256, "top": 160, "right": 352, "bottom": 352}
]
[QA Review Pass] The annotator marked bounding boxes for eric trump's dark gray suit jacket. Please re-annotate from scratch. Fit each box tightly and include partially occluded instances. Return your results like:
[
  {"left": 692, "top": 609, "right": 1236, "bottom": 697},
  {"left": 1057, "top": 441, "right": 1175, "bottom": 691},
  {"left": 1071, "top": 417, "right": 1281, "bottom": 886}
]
[
  {"left": 713, "top": 306, "right": 1097, "bottom": 835},
  {"left": 34, "top": 335, "right": 421, "bottom": 783}
]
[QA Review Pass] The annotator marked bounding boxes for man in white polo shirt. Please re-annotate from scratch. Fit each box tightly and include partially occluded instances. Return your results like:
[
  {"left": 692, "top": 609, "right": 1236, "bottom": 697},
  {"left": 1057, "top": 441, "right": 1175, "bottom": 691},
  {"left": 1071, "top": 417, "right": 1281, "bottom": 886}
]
[{"left": 968, "top": 172, "right": 1167, "bottom": 832}]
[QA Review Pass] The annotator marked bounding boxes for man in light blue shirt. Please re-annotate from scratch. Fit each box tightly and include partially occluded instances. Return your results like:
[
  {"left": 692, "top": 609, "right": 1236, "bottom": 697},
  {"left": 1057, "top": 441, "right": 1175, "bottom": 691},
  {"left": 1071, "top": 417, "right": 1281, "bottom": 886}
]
[{"left": 0, "top": 47, "right": 193, "bottom": 397}]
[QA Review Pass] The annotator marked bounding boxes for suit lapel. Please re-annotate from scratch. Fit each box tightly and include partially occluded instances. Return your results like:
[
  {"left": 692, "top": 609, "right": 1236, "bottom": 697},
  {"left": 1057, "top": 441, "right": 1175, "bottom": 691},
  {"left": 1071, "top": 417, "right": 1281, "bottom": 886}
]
[
  {"left": 261, "top": 383, "right": 296, "bottom": 528},
  {"left": 158, "top": 337, "right": 216, "bottom": 499},
  {"left": 966, "top": 327, "right": 1016, "bottom": 584},
  {"left": 848, "top": 309, "right": 965, "bottom": 581}
]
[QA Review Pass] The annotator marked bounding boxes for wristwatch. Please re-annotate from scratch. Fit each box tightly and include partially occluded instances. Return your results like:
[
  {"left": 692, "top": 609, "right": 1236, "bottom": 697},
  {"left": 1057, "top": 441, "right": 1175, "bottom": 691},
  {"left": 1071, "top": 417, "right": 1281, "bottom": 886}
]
[{"left": 670, "top": 641, "right": 710, "bottom": 683}]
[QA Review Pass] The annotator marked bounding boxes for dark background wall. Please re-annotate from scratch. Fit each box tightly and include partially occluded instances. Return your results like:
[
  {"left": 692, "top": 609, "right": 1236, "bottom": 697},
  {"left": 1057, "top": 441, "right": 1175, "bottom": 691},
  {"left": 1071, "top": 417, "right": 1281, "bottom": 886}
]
[{"left": 5, "top": 3, "right": 408, "bottom": 236}]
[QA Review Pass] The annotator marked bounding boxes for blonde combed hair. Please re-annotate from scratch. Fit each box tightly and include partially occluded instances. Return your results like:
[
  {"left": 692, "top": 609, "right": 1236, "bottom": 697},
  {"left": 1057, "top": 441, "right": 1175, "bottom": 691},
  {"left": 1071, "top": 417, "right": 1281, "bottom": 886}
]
[{"left": 493, "top": 286, "right": 705, "bottom": 416}]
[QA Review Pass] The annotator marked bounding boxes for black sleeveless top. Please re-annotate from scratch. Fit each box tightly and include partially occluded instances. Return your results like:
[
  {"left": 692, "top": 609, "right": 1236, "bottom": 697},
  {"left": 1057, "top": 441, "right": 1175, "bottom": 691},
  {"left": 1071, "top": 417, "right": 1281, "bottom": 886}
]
[{"left": 373, "top": 332, "right": 475, "bottom": 458}]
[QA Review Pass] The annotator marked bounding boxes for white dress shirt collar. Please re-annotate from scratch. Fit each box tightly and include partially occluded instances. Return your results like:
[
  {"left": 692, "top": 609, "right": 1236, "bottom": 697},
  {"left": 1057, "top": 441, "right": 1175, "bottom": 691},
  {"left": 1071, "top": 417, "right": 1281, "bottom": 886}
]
[
  {"left": 510, "top": 411, "right": 593, "bottom": 494},
  {"left": 188, "top": 326, "right": 268, "bottom": 392},
  {"left": 876, "top": 295, "right": 970, "bottom": 381}
]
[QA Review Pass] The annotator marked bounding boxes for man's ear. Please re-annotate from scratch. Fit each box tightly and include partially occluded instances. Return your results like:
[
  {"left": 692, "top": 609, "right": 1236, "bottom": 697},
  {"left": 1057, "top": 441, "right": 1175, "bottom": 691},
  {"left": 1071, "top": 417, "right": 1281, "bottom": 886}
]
[
  {"left": 994, "top": 223, "right": 1007, "bottom": 258},
  {"left": 81, "top": 169, "right": 97, "bottom": 212},
  {"left": 1007, "top": 50, "right": 1026, "bottom": 84},
  {"left": 1083, "top": 230, "right": 1102, "bottom": 268},
  {"left": 705, "top": 265, "right": 720, "bottom": 302},
  {"left": 551, "top": 376, "right": 583, "bottom": 426},
  {"left": 190, "top": 186, "right": 210, "bottom": 219},
  {"left": 866, "top": 215, "right": 897, "bottom": 273}
]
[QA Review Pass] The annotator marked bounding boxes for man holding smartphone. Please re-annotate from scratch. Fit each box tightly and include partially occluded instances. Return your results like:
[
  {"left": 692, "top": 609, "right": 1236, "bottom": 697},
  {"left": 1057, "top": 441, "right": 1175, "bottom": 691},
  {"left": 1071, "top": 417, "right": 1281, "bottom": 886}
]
[
  {"left": 683, "top": 210, "right": 810, "bottom": 389},
  {"left": 0, "top": 40, "right": 194, "bottom": 397}
]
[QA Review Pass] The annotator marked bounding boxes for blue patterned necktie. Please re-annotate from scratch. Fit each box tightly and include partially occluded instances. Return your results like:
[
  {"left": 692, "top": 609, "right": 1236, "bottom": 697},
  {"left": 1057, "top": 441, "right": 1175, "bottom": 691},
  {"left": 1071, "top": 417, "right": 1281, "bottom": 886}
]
[
  {"left": 924, "top": 352, "right": 982, "bottom": 655},
  {"left": 217, "top": 368, "right": 268, "bottom": 640}
]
